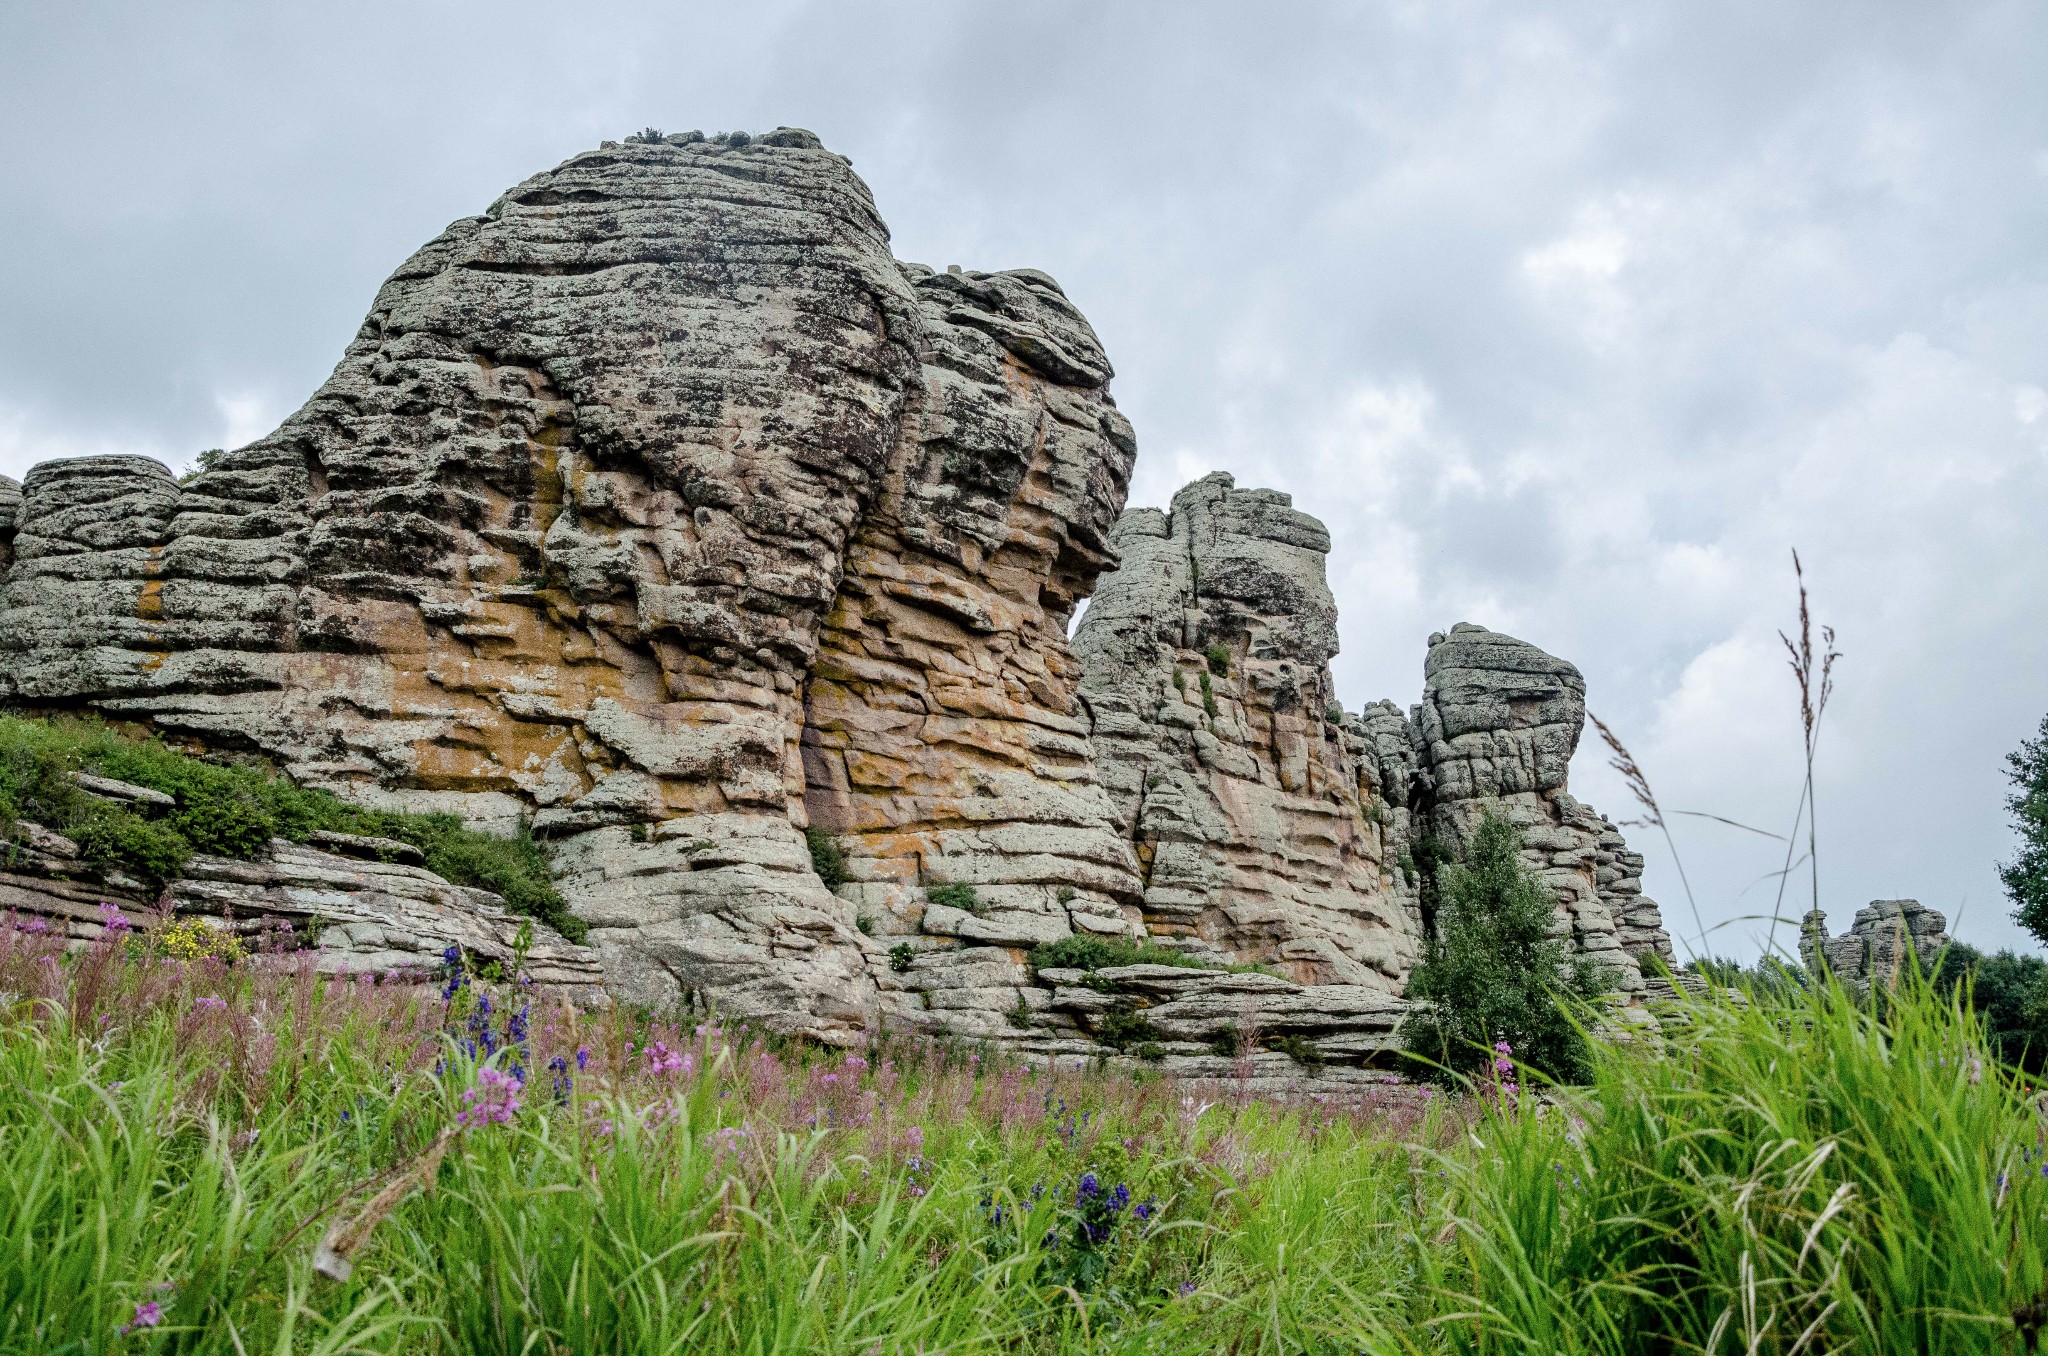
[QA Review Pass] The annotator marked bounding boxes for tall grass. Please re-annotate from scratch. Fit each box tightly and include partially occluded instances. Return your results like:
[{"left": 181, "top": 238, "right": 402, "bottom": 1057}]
[
  {"left": 1398, "top": 964, "right": 2048, "bottom": 1354},
  {"left": 3, "top": 909, "right": 2042, "bottom": 1352},
  {"left": 0, "top": 916, "right": 1441, "bottom": 1353}
]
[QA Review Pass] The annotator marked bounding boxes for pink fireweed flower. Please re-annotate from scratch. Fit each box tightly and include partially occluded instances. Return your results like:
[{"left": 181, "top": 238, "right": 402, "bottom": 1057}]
[
  {"left": 118, "top": 1300, "right": 163, "bottom": 1334},
  {"left": 458, "top": 1067, "right": 524, "bottom": 1127},
  {"left": 99, "top": 902, "right": 132, "bottom": 935},
  {"left": 646, "top": 1041, "right": 692, "bottom": 1077}
]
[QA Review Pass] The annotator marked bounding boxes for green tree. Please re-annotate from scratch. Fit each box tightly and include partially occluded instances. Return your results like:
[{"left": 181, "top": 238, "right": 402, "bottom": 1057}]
[
  {"left": 2004, "top": 714, "right": 2048, "bottom": 944},
  {"left": 1935, "top": 941, "right": 2048, "bottom": 1073},
  {"left": 1400, "top": 814, "right": 1609, "bottom": 1084}
]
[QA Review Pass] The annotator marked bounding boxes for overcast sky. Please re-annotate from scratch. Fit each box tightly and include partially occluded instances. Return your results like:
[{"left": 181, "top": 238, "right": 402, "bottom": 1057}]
[{"left": 4, "top": 2, "right": 2044, "bottom": 960}]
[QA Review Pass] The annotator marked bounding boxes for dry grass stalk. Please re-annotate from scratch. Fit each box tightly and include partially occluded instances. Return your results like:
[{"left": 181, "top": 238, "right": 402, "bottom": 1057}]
[
  {"left": 312, "top": 1124, "right": 458, "bottom": 1282},
  {"left": 1768, "top": 550, "right": 1840, "bottom": 952},
  {"left": 1589, "top": 710, "right": 1708, "bottom": 957}
]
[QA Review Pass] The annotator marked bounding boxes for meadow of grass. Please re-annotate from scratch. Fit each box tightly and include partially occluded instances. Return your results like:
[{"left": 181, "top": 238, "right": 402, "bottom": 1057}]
[{"left": 3, "top": 910, "right": 2045, "bottom": 1354}]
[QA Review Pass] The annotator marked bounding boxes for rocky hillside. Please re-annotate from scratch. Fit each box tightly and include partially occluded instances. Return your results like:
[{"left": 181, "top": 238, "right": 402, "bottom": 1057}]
[{"left": 0, "top": 128, "right": 1676, "bottom": 1068}]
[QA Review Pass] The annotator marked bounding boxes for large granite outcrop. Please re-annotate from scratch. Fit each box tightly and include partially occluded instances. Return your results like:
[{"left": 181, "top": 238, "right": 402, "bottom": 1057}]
[
  {"left": 1075, "top": 485, "right": 1675, "bottom": 1007},
  {"left": 1801, "top": 899, "right": 1949, "bottom": 986},
  {"left": 1411, "top": 623, "right": 1675, "bottom": 992},
  {"left": 0, "top": 130, "right": 1677, "bottom": 1063},
  {"left": 0, "top": 129, "right": 1136, "bottom": 1044},
  {"left": 1072, "top": 473, "right": 1420, "bottom": 988}
]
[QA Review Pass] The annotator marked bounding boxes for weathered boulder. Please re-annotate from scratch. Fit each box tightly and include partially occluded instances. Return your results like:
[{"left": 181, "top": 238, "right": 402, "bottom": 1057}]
[
  {"left": 1410, "top": 623, "right": 1676, "bottom": 991},
  {"left": 1801, "top": 899, "right": 1950, "bottom": 985},
  {"left": 0, "top": 131, "right": 1682, "bottom": 1063}
]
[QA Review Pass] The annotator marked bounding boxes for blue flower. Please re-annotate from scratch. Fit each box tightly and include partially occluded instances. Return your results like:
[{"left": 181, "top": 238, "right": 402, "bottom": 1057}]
[{"left": 1078, "top": 1172, "right": 1100, "bottom": 1200}]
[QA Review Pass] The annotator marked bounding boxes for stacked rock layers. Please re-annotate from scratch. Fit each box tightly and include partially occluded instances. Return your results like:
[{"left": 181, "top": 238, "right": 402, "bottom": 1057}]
[
  {"left": 0, "top": 130, "right": 1141, "bottom": 1040},
  {"left": 0, "top": 130, "right": 1676, "bottom": 1053},
  {"left": 1072, "top": 478, "right": 1675, "bottom": 1003}
]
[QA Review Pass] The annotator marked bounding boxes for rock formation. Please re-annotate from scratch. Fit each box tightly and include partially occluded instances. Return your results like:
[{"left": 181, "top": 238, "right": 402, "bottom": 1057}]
[
  {"left": 1410, "top": 623, "right": 1675, "bottom": 992},
  {"left": 1073, "top": 479, "right": 1675, "bottom": 1008},
  {"left": 0, "top": 128, "right": 1678, "bottom": 1063},
  {"left": 0, "top": 128, "right": 1137, "bottom": 1043},
  {"left": 1072, "top": 474, "right": 1420, "bottom": 987},
  {"left": 1801, "top": 899, "right": 1950, "bottom": 985}
]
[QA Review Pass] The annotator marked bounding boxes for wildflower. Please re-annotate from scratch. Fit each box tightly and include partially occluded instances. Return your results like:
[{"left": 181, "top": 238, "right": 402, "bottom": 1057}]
[
  {"left": 118, "top": 1301, "right": 163, "bottom": 1335},
  {"left": 1078, "top": 1172, "right": 1100, "bottom": 1201},
  {"left": 442, "top": 944, "right": 462, "bottom": 967},
  {"left": 193, "top": 995, "right": 228, "bottom": 1011},
  {"left": 99, "top": 903, "right": 132, "bottom": 936},
  {"left": 575, "top": 1045, "right": 590, "bottom": 1071},
  {"left": 1177, "top": 1280, "right": 1197, "bottom": 1298},
  {"left": 646, "top": 1041, "right": 691, "bottom": 1077},
  {"left": 458, "top": 1067, "right": 523, "bottom": 1128}
]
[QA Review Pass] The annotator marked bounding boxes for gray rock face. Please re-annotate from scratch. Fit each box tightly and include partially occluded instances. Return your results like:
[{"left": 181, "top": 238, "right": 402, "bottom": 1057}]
[
  {"left": 1076, "top": 496, "right": 1675, "bottom": 1008},
  {"left": 1412, "top": 623, "right": 1676, "bottom": 991},
  {"left": 1073, "top": 473, "right": 1419, "bottom": 989},
  {"left": 0, "top": 132, "right": 1677, "bottom": 1063},
  {"left": 1801, "top": 899, "right": 1949, "bottom": 985},
  {"left": 0, "top": 129, "right": 1135, "bottom": 1045}
]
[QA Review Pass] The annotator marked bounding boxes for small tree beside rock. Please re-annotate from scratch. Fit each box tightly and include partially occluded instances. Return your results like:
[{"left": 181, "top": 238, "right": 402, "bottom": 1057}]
[{"left": 1399, "top": 813, "right": 1608, "bottom": 1085}]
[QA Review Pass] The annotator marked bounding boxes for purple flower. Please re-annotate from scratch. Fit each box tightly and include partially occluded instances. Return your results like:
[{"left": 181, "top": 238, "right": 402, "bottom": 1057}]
[
  {"left": 575, "top": 1045, "right": 590, "bottom": 1071},
  {"left": 193, "top": 995, "right": 228, "bottom": 1012},
  {"left": 1177, "top": 1280, "right": 1197, "bottom": 1298},
  {"left": 118, "top": 1300, "right": 163, "bottom": 1334},
  {"left": 99, "top": 903, "right": 132, "bottom": 936},
  {"left": 1078, "top": 1172, "right": 1100, "bottom": 1200},
  {"left": 457, "top": 1067, "right": 523, "bottom": 1127},
  {"left": 646, "top": 1041, "right": 691, "bottom": 1077}
]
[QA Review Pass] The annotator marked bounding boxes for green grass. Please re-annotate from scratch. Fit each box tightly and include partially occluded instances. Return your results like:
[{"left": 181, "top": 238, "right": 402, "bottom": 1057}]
[
  {"left": 0, "top": 714, "right": 582, "bottom": 941},
  {"left": 1028, "top": 934, "right": 1271, "bottom": 976},
  {"left": 3, "top": 917, "right": 2045, "bottom": 1351}
]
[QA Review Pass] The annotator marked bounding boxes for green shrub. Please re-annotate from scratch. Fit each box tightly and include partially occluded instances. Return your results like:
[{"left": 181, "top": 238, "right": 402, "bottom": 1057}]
[
  {"left": 926, "top": 882, "right": 982, "bottom": 914},
  {"left": 1094, "top": 1008, "right": 1164, "bottom": 1051},
  {"left": 805, "top": 826, "right": 848, "bottom": 890},
  {"left": 1199, "top": 671, "right": 1218, "bottom": 718},
  {"left": 72, "top": 810, "right": 191, "bottom": 886},
  {"left": 888, "top": 943, "right": 915, "bottom": 972},
  {"left": 1399, "top": 813, "right": 1609, "bottom": 1085},
  {"left": 1266, "top": 1034, "right": 1325, "bottom": 1068},
  {"left": 0, "top": 715, "right": 584, "bottom": 941},
  {"left": 1205, "top": 644, "right": 1230, "bottom": 677}
]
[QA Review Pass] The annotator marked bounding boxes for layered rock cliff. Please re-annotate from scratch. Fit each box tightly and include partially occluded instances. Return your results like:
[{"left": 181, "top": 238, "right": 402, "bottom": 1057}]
[{"left": 0, "top": 129, "right": 1675, "bottom": 1061}]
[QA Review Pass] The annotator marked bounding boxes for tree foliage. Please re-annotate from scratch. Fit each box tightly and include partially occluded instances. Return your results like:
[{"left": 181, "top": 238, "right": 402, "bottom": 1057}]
[
  {"left": 2004, "top": 713, "right": 2048, "bottom": 945},
  {"left": 1935, "top": 941, "right": 2048, "bottom": 1073},
  {"left": 1399, "top": 813, "right": 1608, "bottom": 1084}
]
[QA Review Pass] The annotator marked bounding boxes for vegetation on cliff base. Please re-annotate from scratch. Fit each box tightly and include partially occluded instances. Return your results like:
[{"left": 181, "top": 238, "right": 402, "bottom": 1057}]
[{"left": 0, "top": 714, "right": 584, "bottom": 942}]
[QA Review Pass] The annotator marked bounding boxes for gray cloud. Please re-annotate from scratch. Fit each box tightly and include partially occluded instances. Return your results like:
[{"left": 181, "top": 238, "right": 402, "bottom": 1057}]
[{"left": 3, "top": 0, "right": 2044, "bottom": 957}]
